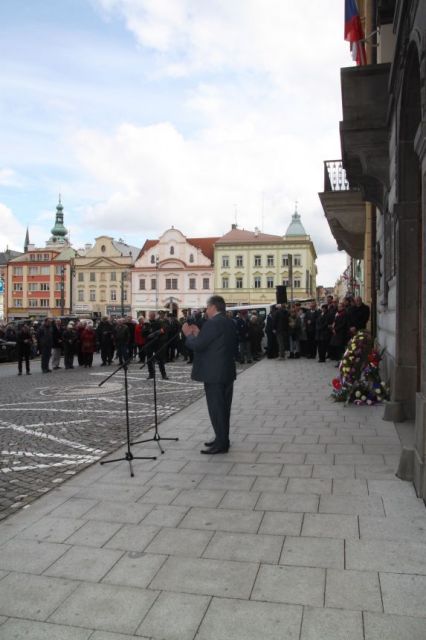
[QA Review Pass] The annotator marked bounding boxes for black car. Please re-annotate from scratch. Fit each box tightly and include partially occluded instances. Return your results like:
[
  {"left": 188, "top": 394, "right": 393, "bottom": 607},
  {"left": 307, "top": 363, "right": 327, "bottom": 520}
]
[{"left": 0, "top": 338, "right": 17, "bottom": 362}]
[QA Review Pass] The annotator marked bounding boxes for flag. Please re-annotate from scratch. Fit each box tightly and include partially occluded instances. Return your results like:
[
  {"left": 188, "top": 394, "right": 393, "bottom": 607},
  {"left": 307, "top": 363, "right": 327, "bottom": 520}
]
[{"left": 344, "top": 0, "right": 367, "bottom": 65}]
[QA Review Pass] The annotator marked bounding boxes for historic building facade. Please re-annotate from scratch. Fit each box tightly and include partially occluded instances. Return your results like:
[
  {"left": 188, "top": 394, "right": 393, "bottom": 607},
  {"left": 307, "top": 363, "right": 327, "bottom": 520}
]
[
  {"left": 6, "top": 199, "right": 76, "bottom": 320},
  {"left": 131, "top": 228, "right": 218, "bottom": 316},
  {"left": 214, "top": 210, "right": 317, "bottom": 305},
  {"left": 73, "top": 236, "right": 139, "bottom": 318},
  {"left": 322, "top": 0, "right": 426, "bottom": 496},
  {"left": 0, "top": 248, "right": 22, "bottom": 320}
]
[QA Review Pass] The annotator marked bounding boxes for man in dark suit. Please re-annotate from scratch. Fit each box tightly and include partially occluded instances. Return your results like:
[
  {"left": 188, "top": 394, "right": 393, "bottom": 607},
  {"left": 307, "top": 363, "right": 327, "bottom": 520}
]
[{"left": 182, "top": 295, "right": 237, "bottom": 454}]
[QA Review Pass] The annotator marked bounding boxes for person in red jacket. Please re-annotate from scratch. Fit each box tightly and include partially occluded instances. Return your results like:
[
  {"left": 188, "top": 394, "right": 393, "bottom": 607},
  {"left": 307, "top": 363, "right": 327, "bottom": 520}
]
[
  {"left": 80, "top": 320, "right": 97, "bottom": 368},
  {"left": 134, "top": 316, "right": 146, "bottom": 363}
]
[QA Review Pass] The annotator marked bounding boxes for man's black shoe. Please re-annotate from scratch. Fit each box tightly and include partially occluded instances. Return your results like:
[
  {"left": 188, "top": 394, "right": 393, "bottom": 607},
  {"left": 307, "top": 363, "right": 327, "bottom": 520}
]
[
  {"left": 204, "top": 440, "right": 216, "bottom": 447},
  {"left": 200, "top": 446, "right": 229, "bottom": 455},
  {"left": 147, "top": 375, "right": 154, "bottom": 380}
]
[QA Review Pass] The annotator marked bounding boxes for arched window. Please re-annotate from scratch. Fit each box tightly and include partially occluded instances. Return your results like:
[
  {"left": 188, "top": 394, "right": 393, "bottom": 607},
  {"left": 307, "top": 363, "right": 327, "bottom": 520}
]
[
  {"left": 189, "top": 254, "right": 194, "bottom": 263},
  {"left": 170, "top": 246, "right": 175, "bottom": 255},
  {"left": 151, "top": 254, "right": 155, "bottom": 264}
]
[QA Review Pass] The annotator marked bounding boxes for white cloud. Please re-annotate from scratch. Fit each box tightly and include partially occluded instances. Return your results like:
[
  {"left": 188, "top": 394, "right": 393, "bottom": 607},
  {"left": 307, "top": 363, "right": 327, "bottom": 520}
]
[
  {"left": 79, "top": 0, "right": 352, "bottom": 286},
  {"left": 0, "top": 204, "right": 26, "bottom": 252}
]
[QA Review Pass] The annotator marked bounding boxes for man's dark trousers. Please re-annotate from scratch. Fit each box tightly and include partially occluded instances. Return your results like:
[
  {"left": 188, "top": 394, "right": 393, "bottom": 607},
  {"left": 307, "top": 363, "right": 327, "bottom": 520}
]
[{"left": 204, "top": 381, "right": 233, "bottom": 449}]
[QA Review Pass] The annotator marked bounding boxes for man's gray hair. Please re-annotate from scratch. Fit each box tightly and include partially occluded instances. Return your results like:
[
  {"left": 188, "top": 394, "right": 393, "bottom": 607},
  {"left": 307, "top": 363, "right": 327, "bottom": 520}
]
[{"left": 207, "top": 295, "right": 226, "bottom": 313}]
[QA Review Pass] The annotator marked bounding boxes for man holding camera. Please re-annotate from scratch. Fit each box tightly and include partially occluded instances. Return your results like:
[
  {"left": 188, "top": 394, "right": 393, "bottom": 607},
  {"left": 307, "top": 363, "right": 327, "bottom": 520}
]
[{"left": 182, "top": 296, "right": 237, "bottom": 454}]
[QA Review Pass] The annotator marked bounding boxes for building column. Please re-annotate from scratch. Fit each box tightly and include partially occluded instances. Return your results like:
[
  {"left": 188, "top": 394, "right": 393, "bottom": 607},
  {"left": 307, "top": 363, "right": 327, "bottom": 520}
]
[{"left": 413, "top": 120, "right": 426, "bottom": 497}]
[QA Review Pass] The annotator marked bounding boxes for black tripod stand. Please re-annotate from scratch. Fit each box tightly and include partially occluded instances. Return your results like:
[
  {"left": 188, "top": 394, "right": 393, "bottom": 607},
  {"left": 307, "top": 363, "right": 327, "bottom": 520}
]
[
  {"left": 98, "top": 357, "right": 157, "bottom": 477},
  {"left": 132, "top": 332, "right": 179, "bottom": 454}
]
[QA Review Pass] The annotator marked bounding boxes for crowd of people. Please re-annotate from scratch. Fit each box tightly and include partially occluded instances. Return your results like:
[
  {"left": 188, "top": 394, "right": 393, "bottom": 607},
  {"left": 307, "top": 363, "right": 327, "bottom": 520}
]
[
  {"left": 0, "top": 294, "right": 370, "bottom": 376},
  {"left": 264, "top": 294, "right": 370, "bottom": 363},
  {"left": 0, "top": 311, "right": 203, "bottom": 377}
]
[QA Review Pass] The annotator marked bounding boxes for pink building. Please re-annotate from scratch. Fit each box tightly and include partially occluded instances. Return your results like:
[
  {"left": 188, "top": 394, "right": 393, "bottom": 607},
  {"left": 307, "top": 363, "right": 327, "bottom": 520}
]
[{"left": 131, "top": 228, "right": 218, "bottom": 316}]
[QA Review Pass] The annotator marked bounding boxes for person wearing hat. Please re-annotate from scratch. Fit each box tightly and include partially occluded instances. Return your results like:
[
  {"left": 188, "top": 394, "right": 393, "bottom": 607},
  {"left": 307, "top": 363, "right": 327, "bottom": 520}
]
[{"left": 63, "top": 321, "right": 78, "bottom": 369}]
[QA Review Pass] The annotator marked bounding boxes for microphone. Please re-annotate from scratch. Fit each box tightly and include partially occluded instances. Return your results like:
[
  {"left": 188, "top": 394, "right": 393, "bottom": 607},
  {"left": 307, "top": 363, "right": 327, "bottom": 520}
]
[{"left": 147, "top": 328, "right": 165, "bottom": 341}]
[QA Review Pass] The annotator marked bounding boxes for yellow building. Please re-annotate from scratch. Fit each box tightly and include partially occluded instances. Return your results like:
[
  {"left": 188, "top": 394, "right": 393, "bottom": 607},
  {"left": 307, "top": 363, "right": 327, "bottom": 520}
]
[
  {"left": 214, "top": 210, "right": 317, "bottom": 305},
  {"left": 73, "top": 236, "right": 140, "bottom": 317}
]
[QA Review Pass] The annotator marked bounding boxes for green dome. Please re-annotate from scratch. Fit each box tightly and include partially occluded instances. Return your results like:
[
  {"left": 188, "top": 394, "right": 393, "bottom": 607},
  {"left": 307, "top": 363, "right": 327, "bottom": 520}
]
[{"left": 50, "top": 196, "right": 68, "bottom": 241}]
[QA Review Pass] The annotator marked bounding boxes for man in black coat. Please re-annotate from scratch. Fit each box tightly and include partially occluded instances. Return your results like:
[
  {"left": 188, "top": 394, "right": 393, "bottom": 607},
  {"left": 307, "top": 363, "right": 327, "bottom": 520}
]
[
  {"left": 183, "top": 295, "right": 237, "bottom": 455},
  {"left": 37, "top": 318, "right": 53, "bottom": 373}
]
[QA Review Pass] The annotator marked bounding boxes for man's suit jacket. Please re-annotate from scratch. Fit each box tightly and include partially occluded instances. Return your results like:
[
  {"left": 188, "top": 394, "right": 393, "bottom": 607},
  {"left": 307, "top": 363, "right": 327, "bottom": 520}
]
[{"left": 186, "top": 313, "right": 237, "bottom": 384}]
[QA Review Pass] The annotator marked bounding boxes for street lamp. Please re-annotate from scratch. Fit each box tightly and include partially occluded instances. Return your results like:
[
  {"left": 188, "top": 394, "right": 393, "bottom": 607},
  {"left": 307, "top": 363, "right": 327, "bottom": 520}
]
[
  {"left": 155, "top": 256, "right": 159, "bottom": 311},
  {"left": 288, "top": 254, "right": 294, "bottom": 304},
  {"left": 60, "top": 266, "right": 65, "bottom": 315},
  {"left": 120, "top": 270, "right": 128, "bottom": 318}
]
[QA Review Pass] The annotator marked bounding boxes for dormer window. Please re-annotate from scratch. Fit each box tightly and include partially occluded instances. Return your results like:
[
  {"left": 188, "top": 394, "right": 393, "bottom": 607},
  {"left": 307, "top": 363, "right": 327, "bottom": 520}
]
[
  {"left": 189, "top": 254, "right": 194, "bottom": 263},
  {"left": 170, "top": 246, "right": 175, "bottom": 255}
]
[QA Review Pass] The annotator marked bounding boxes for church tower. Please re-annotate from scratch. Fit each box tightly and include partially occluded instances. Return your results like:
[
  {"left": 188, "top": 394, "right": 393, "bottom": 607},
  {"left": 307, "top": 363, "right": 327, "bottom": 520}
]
[{"left": 46, "top": 195, "right": 69, "bottom": 247}]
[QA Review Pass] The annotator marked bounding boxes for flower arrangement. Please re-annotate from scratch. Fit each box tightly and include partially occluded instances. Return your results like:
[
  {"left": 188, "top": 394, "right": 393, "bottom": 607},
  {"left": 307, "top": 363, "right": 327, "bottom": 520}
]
[{"left": 331, "top": 331, "right": 389, "bottom": 405}]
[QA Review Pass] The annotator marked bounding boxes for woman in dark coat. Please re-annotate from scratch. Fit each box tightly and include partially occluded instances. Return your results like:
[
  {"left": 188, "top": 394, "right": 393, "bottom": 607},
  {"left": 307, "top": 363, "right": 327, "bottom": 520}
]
[
  {"left": 63, "top": 322, "right": 78, "bottom": 369},
  {"left": 316, "top": 304, "right": 331, "bottom": 363},
  {"left": 329, "top": 303, "right": 349, "bottom": 361}
]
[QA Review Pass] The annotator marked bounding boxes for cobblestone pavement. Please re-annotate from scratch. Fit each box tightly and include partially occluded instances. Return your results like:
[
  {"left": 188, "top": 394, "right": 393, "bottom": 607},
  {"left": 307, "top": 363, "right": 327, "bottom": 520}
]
[
  {"left": 0, "top": 355, "right": 212, "bottom": 520},
  {"left": 0, "top": 358, "right": 425, "bottom": 639}
]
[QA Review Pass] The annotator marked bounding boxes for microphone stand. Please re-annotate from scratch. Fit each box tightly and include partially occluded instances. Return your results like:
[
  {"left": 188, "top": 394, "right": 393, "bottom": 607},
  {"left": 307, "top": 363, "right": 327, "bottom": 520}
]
[
  {"left": 98, "top": 356, "right": 157, "bottom": 477},
  {"left": 131, "top": 331, "right": 179, "bottom": 454}
]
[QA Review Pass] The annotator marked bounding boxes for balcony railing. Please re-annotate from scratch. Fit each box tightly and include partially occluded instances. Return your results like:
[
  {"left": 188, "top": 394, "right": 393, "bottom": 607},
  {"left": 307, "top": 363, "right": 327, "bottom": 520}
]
[{"left": 323, "top": 160, "right": 352, "bottom": 192}]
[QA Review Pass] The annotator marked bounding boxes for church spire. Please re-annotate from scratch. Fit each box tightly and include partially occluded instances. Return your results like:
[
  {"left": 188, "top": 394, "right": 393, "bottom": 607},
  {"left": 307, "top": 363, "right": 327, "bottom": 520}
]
[
  {"left": 24, "top": 227, "right": 30, "bottom": 253},
  {"left": 48, "top": 194, "right": 68, "bottom": 245}
]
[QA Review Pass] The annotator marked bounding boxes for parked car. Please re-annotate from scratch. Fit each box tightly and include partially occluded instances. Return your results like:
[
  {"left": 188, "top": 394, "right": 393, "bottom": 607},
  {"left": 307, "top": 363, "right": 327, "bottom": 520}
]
[{"left": 0, "top": 338, "right": 17, "bottom": 362}]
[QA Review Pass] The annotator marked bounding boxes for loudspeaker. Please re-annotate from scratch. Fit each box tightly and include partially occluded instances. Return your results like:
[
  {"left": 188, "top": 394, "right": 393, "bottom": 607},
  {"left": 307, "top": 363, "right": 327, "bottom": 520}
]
[{"left": 276, "top": 285, "right": 287, "bottom": 304}]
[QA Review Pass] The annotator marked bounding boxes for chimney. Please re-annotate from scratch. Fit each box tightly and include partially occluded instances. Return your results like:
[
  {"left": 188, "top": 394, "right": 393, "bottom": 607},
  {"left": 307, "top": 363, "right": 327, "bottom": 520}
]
[
  {"left": 254, "top": 226, "right": 260, "bottom": 237},
  {"left": 231, "top": 223, "right": 237, "bottom": 230}
]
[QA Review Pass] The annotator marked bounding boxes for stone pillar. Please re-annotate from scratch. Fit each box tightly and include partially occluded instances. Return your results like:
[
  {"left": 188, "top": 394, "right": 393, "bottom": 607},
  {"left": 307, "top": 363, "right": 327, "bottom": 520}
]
[
  {"left": 413, "top": 122, "right": 426, "bottom": 497},
  {"left": 388, "top": 202, "right": 420, "bottom": 421}
]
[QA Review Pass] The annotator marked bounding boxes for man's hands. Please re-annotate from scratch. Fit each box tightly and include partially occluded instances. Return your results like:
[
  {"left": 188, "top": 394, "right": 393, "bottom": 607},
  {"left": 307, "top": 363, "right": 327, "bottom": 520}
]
[{"left": 182, "top": 322, "right": 200, "bottom": 338}]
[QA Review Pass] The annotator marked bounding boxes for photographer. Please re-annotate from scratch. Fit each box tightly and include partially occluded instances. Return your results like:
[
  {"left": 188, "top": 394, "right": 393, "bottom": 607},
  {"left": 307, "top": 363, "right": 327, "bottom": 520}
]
[{"left": 143, "top": 311, "right": 169, "bottom": 380}]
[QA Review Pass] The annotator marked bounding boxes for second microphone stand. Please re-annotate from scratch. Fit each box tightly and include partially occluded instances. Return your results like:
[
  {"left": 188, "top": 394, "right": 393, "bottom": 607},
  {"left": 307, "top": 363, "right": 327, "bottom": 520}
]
[
  {"left": 131, "top": 331, "right": 179, "bottom": 454},
  {"left": 98, "top": 356, "right": 157, "bottom": 477}
]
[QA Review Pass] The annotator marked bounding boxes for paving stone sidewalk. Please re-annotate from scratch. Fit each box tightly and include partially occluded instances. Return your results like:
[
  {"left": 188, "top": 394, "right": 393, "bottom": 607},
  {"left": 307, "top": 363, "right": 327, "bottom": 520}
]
[{"left": 0, "top": 357, "right": 425, "bottom": 639}]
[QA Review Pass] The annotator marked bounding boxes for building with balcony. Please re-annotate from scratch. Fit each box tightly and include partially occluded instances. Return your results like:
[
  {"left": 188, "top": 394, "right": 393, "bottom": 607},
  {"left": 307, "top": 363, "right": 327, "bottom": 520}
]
[
  {"left": 214, "top": 209, "right": 317, "bottom": 305},
  {"left": 6, "top": 199, "right": 77, "bottom": 320},
  {"left": 320, "top": 0, "right": 426, "bottom": 497},
  {"left": 73, "top": 236, "right": 140, "bottom": 318},
  {"left": 131, "top": 228, "right": 218, "bottom": 316}
]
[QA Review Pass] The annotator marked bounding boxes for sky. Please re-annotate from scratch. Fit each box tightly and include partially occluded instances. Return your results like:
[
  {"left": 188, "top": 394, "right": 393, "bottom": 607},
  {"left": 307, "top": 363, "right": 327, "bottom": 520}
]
[{"left": 0, "top": 0, "right": 354, "bottom": 286}]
